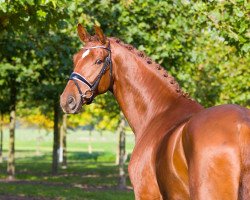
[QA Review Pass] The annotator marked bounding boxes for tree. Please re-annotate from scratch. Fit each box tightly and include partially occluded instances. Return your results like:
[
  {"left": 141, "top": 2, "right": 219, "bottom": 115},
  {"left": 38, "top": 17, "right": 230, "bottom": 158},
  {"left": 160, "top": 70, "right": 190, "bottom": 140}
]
[
  {"left": 0, "top": 85, "right": 10, "bottom": 164},
  {"left": 7, "top": 101, "right": 15, "bottom": 180},
  {"left": 0, "top": 63, "right": 20, "bottom": 179},
  {"left": 59, "top": 113, "right": 67, "bottom": 169},
  {"left": 201, "top": 1, "right": 250, "bottom": 53},
  {"left": 117, "top": 113, "right": 127, "bottom": 189},
  {"left": 0, "top": 0, "right": 74, "bottom": 176},
  {"left": 51, "top": 100, "right": 60, "bottom": 174},
  {"left": 0, "top": 0, "right": 248, "bottom": 182},
  {"left": 0, "top": 114, "right": 3, "bottom": 163}
]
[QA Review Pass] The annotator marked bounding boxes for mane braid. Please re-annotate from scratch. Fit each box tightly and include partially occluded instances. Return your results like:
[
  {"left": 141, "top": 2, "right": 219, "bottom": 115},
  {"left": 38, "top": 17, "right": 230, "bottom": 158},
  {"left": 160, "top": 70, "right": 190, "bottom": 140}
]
[{"left": 109, "top": 37, "right": 192, "bottom": 100}]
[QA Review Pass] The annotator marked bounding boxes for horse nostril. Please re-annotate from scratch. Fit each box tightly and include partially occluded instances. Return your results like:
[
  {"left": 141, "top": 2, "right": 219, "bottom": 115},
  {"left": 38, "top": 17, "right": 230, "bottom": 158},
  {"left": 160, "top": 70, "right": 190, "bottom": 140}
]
[
  {"left": 68, "top": 97, "right": 73, "bottom": 104},
  {"left": 67, "top": 96, "right": 76, "bottom": 110}
]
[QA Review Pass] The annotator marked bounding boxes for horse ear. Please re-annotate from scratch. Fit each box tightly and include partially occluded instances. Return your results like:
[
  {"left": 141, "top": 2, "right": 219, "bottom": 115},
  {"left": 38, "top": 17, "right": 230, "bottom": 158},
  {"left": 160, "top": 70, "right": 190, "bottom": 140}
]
[
  {"left": 77, "top": 23, "right": 90, "bottom": 43},
  {"left": 94, "top": 25, "right": 106, "bottom": 44}
]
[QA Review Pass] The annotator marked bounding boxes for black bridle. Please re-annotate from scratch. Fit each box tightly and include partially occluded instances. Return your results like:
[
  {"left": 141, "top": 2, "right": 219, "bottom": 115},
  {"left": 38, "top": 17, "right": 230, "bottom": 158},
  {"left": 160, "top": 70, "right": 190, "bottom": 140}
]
[{"left": 69, "top": 43, "right": 112, "bottom": 105}]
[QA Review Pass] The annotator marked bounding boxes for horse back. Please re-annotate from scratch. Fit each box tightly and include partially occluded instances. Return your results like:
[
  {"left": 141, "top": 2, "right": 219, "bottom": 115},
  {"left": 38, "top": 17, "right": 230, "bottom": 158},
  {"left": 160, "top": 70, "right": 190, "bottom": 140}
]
[{"left": 183, "top": 104, "right": 250, "bottom": 158}]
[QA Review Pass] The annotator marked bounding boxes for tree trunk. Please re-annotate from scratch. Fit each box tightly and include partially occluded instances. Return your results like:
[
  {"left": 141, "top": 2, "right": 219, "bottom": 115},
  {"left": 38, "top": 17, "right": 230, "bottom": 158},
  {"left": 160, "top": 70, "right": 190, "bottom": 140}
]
[
  {"left": 7, "top": 110, "right": 15, "bottom": 180},
  {"left": 60, "top": 113, "right": 67, "bottom": 169},
  {"left": 117, "top": 114, "right": 127, "bottom": 189},
  {"left": 0, "top": 114, "right": 3, "bottom": 163},
  {"left": 52, "top": 100, "right": 60, "bottom": 175},
  {"left": 7, "top": 79, "right": 16, "bottom": 180}
]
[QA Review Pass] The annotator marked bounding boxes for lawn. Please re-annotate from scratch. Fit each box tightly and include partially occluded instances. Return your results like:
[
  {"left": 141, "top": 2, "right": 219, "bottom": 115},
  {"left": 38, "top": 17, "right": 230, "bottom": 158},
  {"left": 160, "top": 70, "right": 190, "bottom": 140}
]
[{"left": 0, "top": 128, "right": 135, "bottom": 200}]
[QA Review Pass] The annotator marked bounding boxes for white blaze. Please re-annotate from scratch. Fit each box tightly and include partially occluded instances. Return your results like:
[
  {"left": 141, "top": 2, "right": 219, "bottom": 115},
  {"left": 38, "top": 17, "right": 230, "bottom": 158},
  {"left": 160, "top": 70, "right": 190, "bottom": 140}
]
[{"left": 82, "top": 49, "right": 90, "bottom": 59}]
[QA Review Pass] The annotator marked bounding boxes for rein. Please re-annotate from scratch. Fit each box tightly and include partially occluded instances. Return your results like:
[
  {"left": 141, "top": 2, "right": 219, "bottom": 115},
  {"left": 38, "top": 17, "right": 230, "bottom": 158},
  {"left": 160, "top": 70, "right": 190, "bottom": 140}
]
[{"left": 69, "top": 43, "right": 112, "bottom": 104}]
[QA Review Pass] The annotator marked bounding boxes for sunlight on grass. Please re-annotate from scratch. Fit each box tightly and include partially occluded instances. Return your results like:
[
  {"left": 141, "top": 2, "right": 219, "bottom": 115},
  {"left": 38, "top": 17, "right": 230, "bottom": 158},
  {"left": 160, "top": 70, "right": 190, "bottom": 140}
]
[{"left": 0, "top": 128, "right": 135, "bottom": 200}]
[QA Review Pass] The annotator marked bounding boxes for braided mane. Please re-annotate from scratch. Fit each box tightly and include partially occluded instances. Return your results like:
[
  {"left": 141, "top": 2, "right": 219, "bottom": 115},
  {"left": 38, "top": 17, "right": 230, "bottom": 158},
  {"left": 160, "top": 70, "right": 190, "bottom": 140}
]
[{"left": 108, "top": 37, "right": 191, "bottom": 100}]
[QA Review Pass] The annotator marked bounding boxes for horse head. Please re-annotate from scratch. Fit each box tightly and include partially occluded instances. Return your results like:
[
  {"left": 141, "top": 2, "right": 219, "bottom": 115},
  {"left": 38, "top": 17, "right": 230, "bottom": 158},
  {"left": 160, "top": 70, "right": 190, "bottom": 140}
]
[{"left": 60, "top": 24, "right": 113, "bottom": 114}]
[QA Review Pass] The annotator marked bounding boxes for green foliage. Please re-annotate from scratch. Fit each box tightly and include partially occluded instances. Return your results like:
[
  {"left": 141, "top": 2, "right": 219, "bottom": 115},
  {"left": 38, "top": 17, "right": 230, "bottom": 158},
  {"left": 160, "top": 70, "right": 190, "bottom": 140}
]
[
  {"left": 176, "top": 30, "right": 250, "bottom": 107},
  {"left": 204, "top": 1, "right": 250, "bottom": 53},
  {"left": 71, "top": 0, "right": 249, "bottom": 107},
  {"left": 0, "top": 0, "right": 249, "bottom": 128},
  {"left": 20, "top": 108, "right": 54, "bottom": 130},
  {"left": 0, "top": 0, "right": 249, "bottom": 196},
  {"left": 68, "top": 93, "right": 120, "bottom": 131}
]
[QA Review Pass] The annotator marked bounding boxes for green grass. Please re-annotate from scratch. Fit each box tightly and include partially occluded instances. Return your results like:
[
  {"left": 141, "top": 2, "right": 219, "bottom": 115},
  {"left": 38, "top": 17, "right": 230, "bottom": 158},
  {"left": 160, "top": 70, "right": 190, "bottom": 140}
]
[
  {"left": 0, "top": 183, "right": 134, "bottom": 200},
  {"left": 0, "top": 128, "right": 135, "bottom": 200}
]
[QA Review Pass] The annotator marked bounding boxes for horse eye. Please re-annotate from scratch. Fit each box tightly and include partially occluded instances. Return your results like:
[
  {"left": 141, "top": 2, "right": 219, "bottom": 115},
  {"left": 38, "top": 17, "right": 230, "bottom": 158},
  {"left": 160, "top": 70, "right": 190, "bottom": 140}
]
[{"left": 95, "top": 59, "right": 103, "bottom": 65}]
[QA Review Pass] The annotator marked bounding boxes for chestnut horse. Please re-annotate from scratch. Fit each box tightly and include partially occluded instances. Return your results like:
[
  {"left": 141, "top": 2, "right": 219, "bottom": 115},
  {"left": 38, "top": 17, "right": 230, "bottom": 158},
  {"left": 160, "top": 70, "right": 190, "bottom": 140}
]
[{"left": 60, "top": 24, "right": 250, "bottom": 200}]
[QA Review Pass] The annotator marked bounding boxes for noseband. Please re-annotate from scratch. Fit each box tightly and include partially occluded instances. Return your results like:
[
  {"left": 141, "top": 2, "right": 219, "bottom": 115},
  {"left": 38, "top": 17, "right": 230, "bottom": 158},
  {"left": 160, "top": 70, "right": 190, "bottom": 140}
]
[{"left": 69, "top": 43, "right": 112, "bottom": 105}]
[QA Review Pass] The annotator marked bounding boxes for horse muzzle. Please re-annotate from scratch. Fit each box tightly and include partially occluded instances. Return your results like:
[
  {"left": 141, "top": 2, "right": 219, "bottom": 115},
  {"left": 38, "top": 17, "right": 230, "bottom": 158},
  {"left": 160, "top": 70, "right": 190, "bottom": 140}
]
[{"left": 60, "top": 94, "right": 83, "bottom": 114}]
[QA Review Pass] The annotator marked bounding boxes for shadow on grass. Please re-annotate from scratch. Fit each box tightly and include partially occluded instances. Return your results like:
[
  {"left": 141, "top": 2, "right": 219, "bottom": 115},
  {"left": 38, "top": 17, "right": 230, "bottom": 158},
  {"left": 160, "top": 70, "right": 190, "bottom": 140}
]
[
  {"left": 67, "top": 151, "right": 104, "bottom": 162},
  {"left": 0, "top": 181, "right": 134, "bottom": 200},
  {"left": 0, "top": 150, "right": 132, "bottom": 190}
]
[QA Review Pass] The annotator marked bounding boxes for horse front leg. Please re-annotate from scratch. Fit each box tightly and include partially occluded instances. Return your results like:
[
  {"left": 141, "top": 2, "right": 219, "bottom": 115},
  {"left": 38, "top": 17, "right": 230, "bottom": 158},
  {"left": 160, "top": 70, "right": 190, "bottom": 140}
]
[{"left": 128, "top": 158, "right": 162, "bottom": 200}]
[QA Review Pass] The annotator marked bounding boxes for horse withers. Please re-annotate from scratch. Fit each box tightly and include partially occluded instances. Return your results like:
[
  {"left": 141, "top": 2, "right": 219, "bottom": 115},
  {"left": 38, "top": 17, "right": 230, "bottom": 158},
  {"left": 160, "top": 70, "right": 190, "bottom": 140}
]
[{"left": 60, "top": 24, "right": 250, "bottom": 200}]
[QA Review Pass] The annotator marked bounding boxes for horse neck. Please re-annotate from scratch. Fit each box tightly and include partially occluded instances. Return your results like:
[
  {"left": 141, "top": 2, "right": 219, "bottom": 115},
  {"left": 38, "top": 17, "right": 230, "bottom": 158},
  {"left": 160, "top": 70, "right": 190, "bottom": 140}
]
[{"left": 109, "top": 39, "right": 203, "bottom": 140}]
